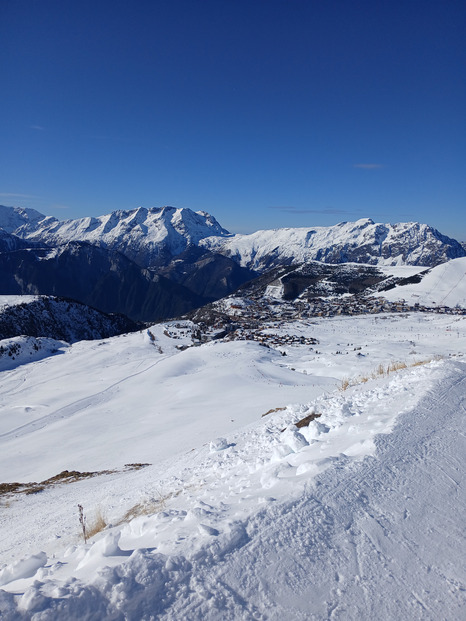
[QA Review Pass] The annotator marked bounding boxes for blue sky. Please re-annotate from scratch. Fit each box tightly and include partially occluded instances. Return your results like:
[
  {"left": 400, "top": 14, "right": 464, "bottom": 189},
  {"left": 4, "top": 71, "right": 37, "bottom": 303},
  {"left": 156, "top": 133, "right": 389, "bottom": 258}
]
[{"left": 1, "top": 0, "right": 465, "bottom": 238}]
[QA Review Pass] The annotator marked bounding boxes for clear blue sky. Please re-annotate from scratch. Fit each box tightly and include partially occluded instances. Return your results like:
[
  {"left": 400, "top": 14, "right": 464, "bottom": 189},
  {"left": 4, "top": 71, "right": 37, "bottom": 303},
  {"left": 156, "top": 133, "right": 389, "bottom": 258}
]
[{"left": 1, "top": 0, "right": 465, "bottom": 238}]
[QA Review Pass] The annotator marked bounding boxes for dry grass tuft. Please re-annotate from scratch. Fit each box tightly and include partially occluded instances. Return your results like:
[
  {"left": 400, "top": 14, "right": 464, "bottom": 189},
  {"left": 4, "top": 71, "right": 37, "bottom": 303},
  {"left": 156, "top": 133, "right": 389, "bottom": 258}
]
[
  {"left": 118, "top": 491, "right": 172, "bottom": 524},
  {"left": 411, "top": 357, "right": 438, "bottom": 367},
  {"left": 375, "top": 363, "right": 385, "bottom": 377},
  {"left": 388, "top": 361, "right": 408, "bottom": 373},
  {"left": 339, "top": 378, "right": 351, "bottom": 391},
  {"left": 86, "top": 507, "right": 108, "bottom": 540},
  {"left": 339, "top": 357, "right": 442, "bottom": 392}
]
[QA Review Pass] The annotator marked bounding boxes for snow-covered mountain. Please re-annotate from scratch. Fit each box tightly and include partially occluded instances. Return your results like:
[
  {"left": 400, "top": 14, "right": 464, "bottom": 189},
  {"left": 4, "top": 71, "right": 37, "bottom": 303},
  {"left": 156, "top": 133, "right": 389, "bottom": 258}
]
[
  {"left": 201, "top": 217, "right": 466, "bottom": 270},
  {"left": 1, "top": 205, "right": 230, "bottom": 269},
  {"left": 0, "top": 206, "right": 256, "bottom": 320},
  {"left": 1, "top": 205, "right": 464, "bottom": 271},
  {"left": 0, "top": 230, "right": 37, "bottom": 254},
  {"left": 210, "top": 261, "right": 428, "bottom": 304},
  {"left": 1, "top": 205, "right": 464, "bottom": 322},
  {"left": 0, "top": 205, "right": 49, "bottom": 234},
  {"left": 2, "top": 206, "right": 465, "bottom": 618}
]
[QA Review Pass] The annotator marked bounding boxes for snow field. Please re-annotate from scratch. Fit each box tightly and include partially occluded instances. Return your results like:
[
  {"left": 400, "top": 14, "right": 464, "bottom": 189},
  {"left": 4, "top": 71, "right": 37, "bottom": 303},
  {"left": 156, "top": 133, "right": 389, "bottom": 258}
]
[
  {"left": 0, "top": 336, "right": 68, "bottom": 373},
  {"left": 380, "top": 257, "right": 466, "bottom": 308},
  {"left": 0, "top": 295, "right": 40, "bottom": 308},
  {"left": 0, "top": 313, "right": 465, "bottom": 619}
]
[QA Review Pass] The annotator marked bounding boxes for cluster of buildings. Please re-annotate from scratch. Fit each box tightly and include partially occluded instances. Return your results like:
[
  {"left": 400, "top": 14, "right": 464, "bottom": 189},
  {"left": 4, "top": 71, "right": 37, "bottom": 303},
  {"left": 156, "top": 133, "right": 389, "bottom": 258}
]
[
  {"left": 179, "top": 288, "right": 464, "bottom": 348},
  {"left": 299, "top": 296, "right": 465, "bottom": 318}
]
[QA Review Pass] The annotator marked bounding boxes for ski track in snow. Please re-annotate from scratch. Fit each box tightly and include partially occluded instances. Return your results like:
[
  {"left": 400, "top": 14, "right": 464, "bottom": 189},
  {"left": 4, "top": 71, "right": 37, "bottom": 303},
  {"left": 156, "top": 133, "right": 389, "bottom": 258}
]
[
  {"left": 0, "top": 355, "right": 168, "bottom": 441},
  {"left": 152, "top": 362, "right": 466, "bottom": 621}
]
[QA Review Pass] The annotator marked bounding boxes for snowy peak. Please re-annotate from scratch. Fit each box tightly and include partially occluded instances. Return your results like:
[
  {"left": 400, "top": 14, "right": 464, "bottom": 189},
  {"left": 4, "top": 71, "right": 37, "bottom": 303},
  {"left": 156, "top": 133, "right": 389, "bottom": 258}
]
[
  {"left": 8, "top": 205, "right": 230, "bottom": 268},
  {"left": 201, "top": 218, "right": 465, "bottom": 270},
  {"left": 0, "top": 205, "right": 55, "bottom": 234}
]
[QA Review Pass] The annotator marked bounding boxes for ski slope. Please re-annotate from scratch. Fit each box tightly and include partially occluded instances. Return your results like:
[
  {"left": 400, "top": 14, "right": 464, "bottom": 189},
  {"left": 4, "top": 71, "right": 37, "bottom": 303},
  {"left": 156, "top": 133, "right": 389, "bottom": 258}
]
[
  {"left": 380, "top": 257, "right": 466, "bottom": 307},
  {"left": 0, "top": 313, "right": 465, "bottom": 619}
]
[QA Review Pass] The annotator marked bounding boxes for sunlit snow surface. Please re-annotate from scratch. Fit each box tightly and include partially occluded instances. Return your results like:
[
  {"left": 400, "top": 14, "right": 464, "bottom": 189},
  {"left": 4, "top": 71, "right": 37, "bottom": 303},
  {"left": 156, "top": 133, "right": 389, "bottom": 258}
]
[
  {"left": 0, "top": 313, "right": 465, "bottom": 619},
  {"left": 0, "top": 295, "right": 39, "bottom": 307},
  {"left": 380, "top": 256, "right": 466, "bottom": 308}
]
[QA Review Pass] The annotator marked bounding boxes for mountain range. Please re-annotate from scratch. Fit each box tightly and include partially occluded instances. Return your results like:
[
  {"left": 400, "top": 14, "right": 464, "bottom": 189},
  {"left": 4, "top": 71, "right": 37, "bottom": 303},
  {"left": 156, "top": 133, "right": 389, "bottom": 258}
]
[
  {"left": 201, "top": 218, "right": 465, "bottom": 270},
  {"left": 0, "top": 204, "right": 464, "bottom": 322}
]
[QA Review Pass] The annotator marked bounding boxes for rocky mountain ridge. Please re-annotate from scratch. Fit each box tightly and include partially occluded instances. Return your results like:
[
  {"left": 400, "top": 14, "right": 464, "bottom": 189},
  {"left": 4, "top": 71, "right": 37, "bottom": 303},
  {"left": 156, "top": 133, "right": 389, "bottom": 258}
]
[
  {"left": 1, "top": 206, "right": 464, "bottom": 271},
  {"left": 200, "top": 218, "right": 465, "bottom": 270},
  {"left": 0, "top": 204, "right": 464, "bottom": 322}
]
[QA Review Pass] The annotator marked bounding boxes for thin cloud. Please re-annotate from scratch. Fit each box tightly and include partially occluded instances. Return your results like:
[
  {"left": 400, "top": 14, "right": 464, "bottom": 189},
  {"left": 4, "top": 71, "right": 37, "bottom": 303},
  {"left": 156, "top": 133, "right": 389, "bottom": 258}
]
[
  {"left": 269, "top": 206, "right": 362, "bottom": 215},
  {"left": 0, "top": 192, "right": 39, "bottom": 199},
  {"left": 353, "top": 163, "right": 384, "bottom": 169},
  {"left": 30, "top": 125, "right": 45, "bottom": 131}
]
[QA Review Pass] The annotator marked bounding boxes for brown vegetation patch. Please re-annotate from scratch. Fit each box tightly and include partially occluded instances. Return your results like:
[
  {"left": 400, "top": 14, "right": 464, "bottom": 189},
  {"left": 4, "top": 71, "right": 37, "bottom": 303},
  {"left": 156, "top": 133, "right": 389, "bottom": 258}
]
[
  {"left": 0, "top": 482, "right": 26, "bottom": 495},
  {"left": 294, "top": 412, "right": 322, "bottom": 428},
  {"left": 1, "top": 463, "right": 151, "bottom": 499},
  {"left": 25, "top": 486, "right": 46, "bottom": 495},
  {"left": 117, "top": 487, "right": 187, "bottom": 526},
  {"left": 281, "top": 411, "right": 321, "bottom": 432},
  {"left": 44, "top": 469, "right": 113, "bottom": 485},
  {"left": 262, "top": 406, "right": 287, "bottom": 417},
  {"left": 124, "top": 463, "right": 151, "bottom": 470}
]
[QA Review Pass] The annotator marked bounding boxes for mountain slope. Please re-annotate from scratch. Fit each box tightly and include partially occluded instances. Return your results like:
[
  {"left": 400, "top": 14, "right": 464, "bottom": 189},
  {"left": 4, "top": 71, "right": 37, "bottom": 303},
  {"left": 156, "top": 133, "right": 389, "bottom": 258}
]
[
  {"left": 0, "top": 206, "right": 257, "bottom": 319},
  {"left": 0, "top": 230, "right": 38, "bottom": 254},
  {"left": 156, "top": 245, "right": 257, "bottom": 299},
  {"left": 379, "top": 256, "right": 466, "bottom": 307},
  {"left": 222, "top": 261, "right": 427, "bottom": 302},
  {"left": 0, "top": 296, "right": 140, "bottom": 343},
  {"left": 0, "top": 242, "right": 208, "bottom": 322},
  {"left": 201, "top": 218, "right": 466, "bottom": 269},
  {"left": 1, "top": 205, "right": 464, "bottom": 323},
  {"left": 0, "top": 205, "right": 51, "bottom": 234}
]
